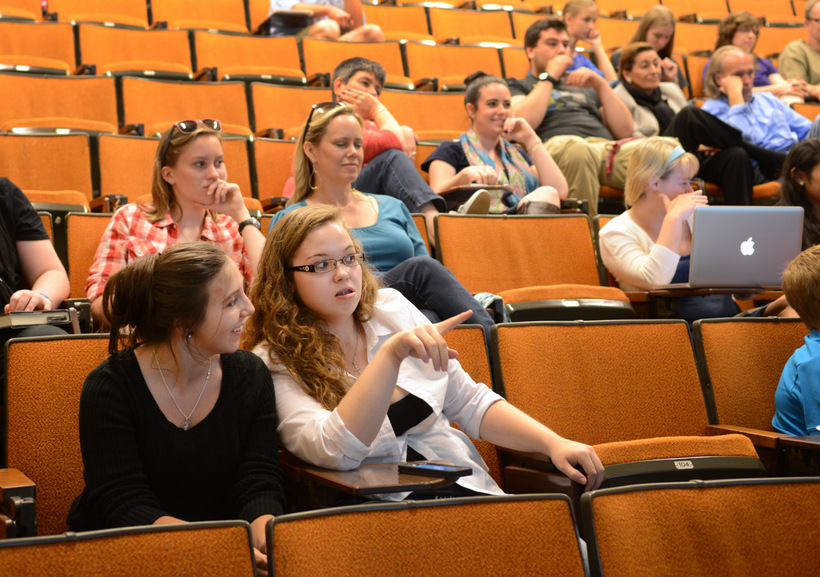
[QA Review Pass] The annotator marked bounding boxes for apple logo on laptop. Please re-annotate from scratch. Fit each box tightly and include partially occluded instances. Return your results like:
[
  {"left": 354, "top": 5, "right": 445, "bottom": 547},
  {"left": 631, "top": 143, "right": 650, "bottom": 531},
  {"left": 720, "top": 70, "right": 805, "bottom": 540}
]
[{"left": 740, "top": 237, "right": 755, "bottom": 256}]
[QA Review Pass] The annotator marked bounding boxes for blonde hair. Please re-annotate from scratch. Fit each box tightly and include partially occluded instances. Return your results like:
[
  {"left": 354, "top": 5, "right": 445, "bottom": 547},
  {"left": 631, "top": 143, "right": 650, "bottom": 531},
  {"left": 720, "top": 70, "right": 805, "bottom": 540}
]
[
  {"left": 562, "top": 0, "right": 596, "bottom": 17},
  {"left": 783, "top": 245, "right": 820, "bottom": 330},
  {"left": 704, "top": 45, "right": 750, "bottom": 99},
  {"left": 242, "top": 205, "right": 381, "bottom": 410},
  {"left": 290, "top": 104, "right": 364, "bottom": 206},
  {"left": 146, "top": 124, "right": 223, "bottom": 223},
  {"left": 624, "top": 138, "right": 700, "bottom": 207}
]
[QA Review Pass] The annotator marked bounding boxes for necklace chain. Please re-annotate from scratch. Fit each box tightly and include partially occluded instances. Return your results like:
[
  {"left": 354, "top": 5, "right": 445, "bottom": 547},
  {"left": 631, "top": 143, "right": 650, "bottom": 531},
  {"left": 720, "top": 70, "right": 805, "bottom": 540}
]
[
  {"left": 350, "top": 328, "right": 362, "bottom": 376},
  {"left": 154, "top": 348, "right": 212, "bottom": 431}
]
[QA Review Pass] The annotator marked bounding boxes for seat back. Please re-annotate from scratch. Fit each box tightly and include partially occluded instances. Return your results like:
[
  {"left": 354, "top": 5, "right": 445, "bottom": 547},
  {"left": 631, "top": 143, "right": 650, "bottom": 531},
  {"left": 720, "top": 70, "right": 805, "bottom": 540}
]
[
  {"left": 0, "top": 21, "right": 75, "bottom": 73},
  {"left": 46, "top": 0, "right": 149, "bottom": 27},
  {"left": 191, "top": 32, "right": 304, "bottom": 81},
  {"left": 378, "top": 89, "right": 471, "bottom": 140},
  {"left": 757, "top": 24, "right": 804, "bottom": 58},
  {"left": 120, "top": 77, "right": 251, "bottom": 136},
  {"left": 674, "top": 21, "right": 719, "bottom": 54},
  {"left": 150, "top": 0, "right": 249, "bottom": 33},
  {"left": 38, "top": 210, "right": 53, "bottom": 241},
  {"left": 661, "top": 0, "right": 728, "bottom": 21},
  {"left": 0, "top": 521, "right": 256, "bottom": 575},
  {"left": 270, "top": 494, "right": 585, "bottom": 577},
  {"left": 427, "top": 7, "right": 514, "bottom": 43},
  {"left": 97, "top": 134, "right": 159, "bottom": 198},
  {"left": 582, "top": 477, "right": 820, "bottom": 577},
  {"left": 500, "top": 44, "right": 530, "bottom": 78},
  {"left": 251, "top": 83, "right": 332, "bottom": 136},
  {"left": 0, "top": 0, "right": 43, "bottom": 21},
  {"left": 66, "top": 212, "right": 113, "bottom": 299},
  {"left": 361, "top": 4, "right": 431, "bottom": 39},
  {"left": 411, "top": 213, "right": 430, "bottom": 255},
  {"left": 5, "top": 334, "right": 111, "bottom": 535},
  {"left": 254, "top": 138, "right": 297, "bottom": 199},
  {"left": 0, "top": 74, "right": 118, "bottom": 133},
  {"left": 729, "top": 0, "right": 801, "bottom": 22},
  {"left": 404, "top": 42, "right": 503, "bottom": 89},
  {"left": 592, "top": 16, "right": 640, "bottom": 51},
  {"left": 0, "top": 134, "right": 93, "bottom": 201},
  {"left": 445, "top": 325, "right": 500, "bottom": 486},
  {"left": 493, "top": 320, "right": 707, "bottom": 446},
  {"left": 301, "top": 38, "right": 409, "bottom": 85},
  {"left": 76, "top": 24, "right": 193, "bottom": 77},
  {"left": 435, "top": 214, "right": 601, "bottom": 294},
  {"left": 693, "top": 317, "right": 808, "bottom": 429}
]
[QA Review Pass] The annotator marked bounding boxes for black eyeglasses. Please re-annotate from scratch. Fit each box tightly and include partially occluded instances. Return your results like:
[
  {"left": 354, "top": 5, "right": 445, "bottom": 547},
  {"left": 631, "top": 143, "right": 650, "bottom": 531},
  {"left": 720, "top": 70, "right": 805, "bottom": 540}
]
[
  {"left": 160, "top": 119, "right": 222, "bottom": 167},
  {"left": 301, "top": 102, "right": 347, "bottom": 142},
  {"left": 287, "top": 253, "right": 365, "bottom": 274}
]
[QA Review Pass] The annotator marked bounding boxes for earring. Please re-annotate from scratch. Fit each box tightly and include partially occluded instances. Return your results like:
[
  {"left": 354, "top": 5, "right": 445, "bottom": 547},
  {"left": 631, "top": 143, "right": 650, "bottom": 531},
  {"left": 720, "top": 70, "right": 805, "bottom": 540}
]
[
  {"left": 309, "top": 164, "right": 319, "bottom": 191},
  {"left": 187, "top": 330, "right": 193, "bottom": 340},
  {"left": 798, "top": 181, "right": 806, "bottom": 186}
]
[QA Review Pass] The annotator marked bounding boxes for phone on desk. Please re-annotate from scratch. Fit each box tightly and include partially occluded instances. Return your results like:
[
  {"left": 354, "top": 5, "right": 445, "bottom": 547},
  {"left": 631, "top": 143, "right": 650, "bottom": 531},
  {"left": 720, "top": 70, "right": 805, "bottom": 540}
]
[{"left": 397, "top": 461, "right": 472, "bottom": 479}]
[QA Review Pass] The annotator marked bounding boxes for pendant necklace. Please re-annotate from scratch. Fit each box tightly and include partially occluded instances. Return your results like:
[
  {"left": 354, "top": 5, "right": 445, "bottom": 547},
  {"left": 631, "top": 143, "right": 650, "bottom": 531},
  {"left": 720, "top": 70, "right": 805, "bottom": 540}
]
[
  {"left": 350, "top": 328, "right": 362, "bottom": 375},
  {"left": 154, "top": 348, "right": 212, "bottom": 431}
]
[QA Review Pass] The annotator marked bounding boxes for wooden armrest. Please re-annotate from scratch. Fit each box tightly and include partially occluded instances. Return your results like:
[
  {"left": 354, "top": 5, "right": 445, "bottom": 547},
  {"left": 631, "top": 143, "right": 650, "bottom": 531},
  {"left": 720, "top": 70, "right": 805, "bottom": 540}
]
[
  {"left": 704, "top": 424, "right": 785, "bottom": 450},
  {"left": 261, "top": 196, "right": 288, "bottom": 214},
  {"left": 119, "top": 123, "right": 144, "bottom": 136},
  {"left": 414, "top": 77, "right": 438, "bottom": 92},
  {"left": 194, "top": 67, "right": 218, "bottom": 82},
  {"left": 89, "top": 194, "right": 128, "bottom": 213},
  {"left": 306, "top": 72, "right": 329, "bottom": 87},
  {"left": 0, "top": 468, "right": 36, "bottom": 538}
]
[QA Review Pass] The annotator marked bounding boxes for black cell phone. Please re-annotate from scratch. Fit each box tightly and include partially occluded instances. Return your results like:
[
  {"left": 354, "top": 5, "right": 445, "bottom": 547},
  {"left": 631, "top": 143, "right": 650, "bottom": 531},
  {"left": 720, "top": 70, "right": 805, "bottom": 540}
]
[{"left": 397, "top": 461, "right": 472, "bottom": 478}]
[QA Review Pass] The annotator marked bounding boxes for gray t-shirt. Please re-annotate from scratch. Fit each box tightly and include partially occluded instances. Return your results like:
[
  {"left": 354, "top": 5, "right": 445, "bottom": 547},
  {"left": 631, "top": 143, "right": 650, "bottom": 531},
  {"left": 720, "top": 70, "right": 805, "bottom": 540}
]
[{"left": 507, "top": 74, "right": 613, "bottom": 141}]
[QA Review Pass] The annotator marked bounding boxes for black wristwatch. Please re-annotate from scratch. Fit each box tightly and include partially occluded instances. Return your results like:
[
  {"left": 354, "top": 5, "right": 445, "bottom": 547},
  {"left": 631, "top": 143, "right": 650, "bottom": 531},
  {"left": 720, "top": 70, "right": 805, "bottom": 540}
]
[
  {"left": 538, "top": 72, "right": 557, "bottom": 86},
  {"left": 238, "top": 216, "right": 262, "bottom": 234}
]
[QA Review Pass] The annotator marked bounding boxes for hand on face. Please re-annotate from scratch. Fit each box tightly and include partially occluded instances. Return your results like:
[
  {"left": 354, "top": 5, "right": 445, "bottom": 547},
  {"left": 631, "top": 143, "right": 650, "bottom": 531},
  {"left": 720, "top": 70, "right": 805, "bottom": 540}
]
[
  {"left": 196, "top": 179, "right": 248, "bottom": 223},
  {"left": 662, "top": 190, "right": 708, "bottom": 221},
  {"left": 717, "top": 74, "right": 745, "bottom": 97},
  {"left": 463, "top": 165, "right": 498, "bottom": 186},
  {"left": 338, "top": 88, "right": 380, "bottom": 120},
  {"left": 546, "top": 54, "right": 574, "bottom": 80},
  {"left": 659, "top": 57, "right": 678, "bottom": 81},
  {"left": 581, "top": 27, "right": 602, "bottom": 48},
  {"left": 386, "top": 310, "right": 472, "bottom": 372}
]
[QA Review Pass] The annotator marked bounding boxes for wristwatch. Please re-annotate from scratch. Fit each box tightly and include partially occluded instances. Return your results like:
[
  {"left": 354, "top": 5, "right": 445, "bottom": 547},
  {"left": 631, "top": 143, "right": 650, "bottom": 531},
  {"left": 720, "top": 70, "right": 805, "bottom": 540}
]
[
  {"left": 538, "top": 72, "right": 557, "bottom": 86},
  {"left": 238, "top": 216, "right": 262, "bottom": 234}
]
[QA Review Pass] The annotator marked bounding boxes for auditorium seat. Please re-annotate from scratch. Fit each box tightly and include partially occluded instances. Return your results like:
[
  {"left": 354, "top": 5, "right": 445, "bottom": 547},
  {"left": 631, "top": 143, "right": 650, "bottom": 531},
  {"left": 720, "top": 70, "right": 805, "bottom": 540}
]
[
  {"left": 361, "top": 4, "right": 433, "bottom": 41},
  {"left": 692, "top": 317, "right": 808, "bottom": 472},
  {"left": 510, "top": 11, "right": 546, "bottom": 42},
  {"left": 301, "top": 38, "right": 412, "bottom": 89},
  {"left": 673, "top": 22, "right": 719, "bottom": 55},
  {"left": 500, "top": 45, "right": 531, "bottom": 79},
  {"left": 45, "top": 0, "right": 149, "bottom": 28},
  {"left": 427, "top": 7, "right": 515, "bottom": 44},
  {"left": 269, "top": 495, "right": 586, "bottom": 577},
  {"left": 435, "top": 214, "right": 635, "bottom": 321},
  {"left": 253, "top": 138, "right": 297, "bottom": 201},
  {"left": 593, "top": 16, "right": 641, "bottom": 51},
  {"left": 378, "top": 89, "right": 469, "bottom": 140},
  {"left": 66, "top": 212, "right": 112, "bottom": 299},
  {"left": 582, "top": 477, "right": 820, "bottom": 577},
  {"left": 191, "top": 31, "right": 305, "bottom": 84},
  {"left": 251, "top": 83, "right": 332, "bottom": 138},
  {"left": 0, "top": 134, "right": 93, "bottom": 201},
  {"left": 97, "top": 134, "right": 159, "bottom": 198},
  {"left": 150, "top": 0, "right": 249, "bottom": 33},
  {"left": 0, "top": 0, "right": 42, "bottom": 22},
  {"left": 404, "top": 42, "right": 503, "bottom": 91},
  {"left": 596, "top": 0, "right": 659, "bottom": 18},
  {"left": 729, "top": 0, "right": 801, "bottom": 23},
  {"left": 0, "top": 73, "right": 118, "bottom": 133},
  {"left": 76, "top": 24, "right": 193, "bottom": 80},
  {"left": 0, "top": 520, "right": 257, "bottom": 574},
  {"left": 755, "top": 24, "right": 804, "bottom": 58},
  {"left": 0, "top": 21, "right": 75, "bottom": 75},
  {"left": 120, "top": 77, "right": 252, "bottom": 136},
  {"left": 1, "top": 334, "right": 110, "bottom": 536},
  {"left": 662, "top": 0, "right": 728, "bottom": 21},
  {"left": 493, "top": 320, "right": 765, "bottom": 493}
]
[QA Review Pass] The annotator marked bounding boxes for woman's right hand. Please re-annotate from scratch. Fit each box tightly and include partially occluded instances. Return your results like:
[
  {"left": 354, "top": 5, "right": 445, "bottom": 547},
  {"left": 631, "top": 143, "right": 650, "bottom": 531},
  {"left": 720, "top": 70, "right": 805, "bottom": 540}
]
[
  {"left": 662, "top": 191, "right": 708, "bottom": 222},
  {"left": 385, "top": 310, "right": 473, "bottom": 372},
  {"left": 461, "top": 165, "right": 498, "bottom": 186}
]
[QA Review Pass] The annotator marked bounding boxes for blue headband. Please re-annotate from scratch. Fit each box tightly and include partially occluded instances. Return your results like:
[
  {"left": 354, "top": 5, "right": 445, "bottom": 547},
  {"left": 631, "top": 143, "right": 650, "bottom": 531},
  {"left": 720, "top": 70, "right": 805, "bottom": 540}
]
[{"left": 667, "top": 145, "right": 685, "bottom": 165}]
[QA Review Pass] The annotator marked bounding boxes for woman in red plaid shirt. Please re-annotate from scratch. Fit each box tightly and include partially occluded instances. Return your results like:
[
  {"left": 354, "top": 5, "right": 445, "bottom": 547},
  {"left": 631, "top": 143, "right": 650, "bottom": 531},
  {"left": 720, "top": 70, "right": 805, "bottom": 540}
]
[{"left": 86, "top": 120, "right": 266, "bottom": 326}]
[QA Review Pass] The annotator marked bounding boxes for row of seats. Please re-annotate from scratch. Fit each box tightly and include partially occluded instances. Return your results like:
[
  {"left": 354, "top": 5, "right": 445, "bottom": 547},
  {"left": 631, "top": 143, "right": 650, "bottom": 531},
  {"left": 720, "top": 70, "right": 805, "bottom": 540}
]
[
  {"left": 0, "top": 317, "right": 809, "bottom": 539},
  {"left": 5, "top": 479, "right": 819, "bottom": 576},
  {"left": 596, "top": 0, "right": 805, "bottom": 22}
]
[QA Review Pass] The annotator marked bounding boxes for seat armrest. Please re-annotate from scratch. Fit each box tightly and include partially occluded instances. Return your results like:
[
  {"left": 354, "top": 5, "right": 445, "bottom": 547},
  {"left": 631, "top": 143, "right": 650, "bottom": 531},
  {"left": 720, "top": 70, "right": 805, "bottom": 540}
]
[
  {"left": 0, "top": 468, "right": 36, "bottom": 538},
  {"left": 261, "top": 196, "right": 288, "bottom": 214},
  {"left": 63, "top": 298, "right": 93, "bottom": 333},
  {"left": 89, "top": 194, "right": 128, "bottom": 213},
  {"left": 704, "top": 424, "right": 785, "bottom": 450}
]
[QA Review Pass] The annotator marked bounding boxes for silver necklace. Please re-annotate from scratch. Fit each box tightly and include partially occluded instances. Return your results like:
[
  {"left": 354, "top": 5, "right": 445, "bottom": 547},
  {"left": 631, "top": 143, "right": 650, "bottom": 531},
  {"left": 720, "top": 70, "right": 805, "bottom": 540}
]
[
  {"left": 154, "top": 348, "right": 212, "bottom": 431},
  {"left": 350, "top": 329, "right": 362, "bottom": 375}
]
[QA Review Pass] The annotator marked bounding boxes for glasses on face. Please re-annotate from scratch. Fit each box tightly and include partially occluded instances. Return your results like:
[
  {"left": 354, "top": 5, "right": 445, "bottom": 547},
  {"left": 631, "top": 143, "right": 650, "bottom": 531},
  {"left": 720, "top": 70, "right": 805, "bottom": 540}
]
[
  {"left": 301, "top": 102, "right": 347, "bottom": 142},
  {"left": 287, "top": 253, "right": 366, "bottom": 274},
  {"left": 160, "top": 119, "right": 222, "bottom": 167}
]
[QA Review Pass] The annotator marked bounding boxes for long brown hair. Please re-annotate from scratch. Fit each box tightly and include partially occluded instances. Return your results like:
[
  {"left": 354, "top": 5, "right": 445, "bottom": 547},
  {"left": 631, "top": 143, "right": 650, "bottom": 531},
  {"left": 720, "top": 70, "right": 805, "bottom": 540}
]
[{"left": 242, "top": 205, "right": 380, "bottom": 409}]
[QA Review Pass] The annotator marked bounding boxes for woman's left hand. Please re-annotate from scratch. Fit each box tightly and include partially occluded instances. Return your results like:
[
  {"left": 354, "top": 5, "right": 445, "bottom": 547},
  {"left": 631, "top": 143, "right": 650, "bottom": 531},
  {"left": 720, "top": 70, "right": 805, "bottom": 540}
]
[
  {"left": 5, "top": 289, "right": 52, "bottom": 313},
  {"left": 582, "top": 28, "right": 602, "bottom": 48},
  {"left": 548, "top": 437, "right": 605, "bottom": 492},
  {"left": 253, "top": 548, "right": 269, "bottom": 577},
  {"left": 501, "top": 117, "right": 538, "bottom": 144},
  {"left": 197, "top": 179, "right": 248, "bottom": 222}
]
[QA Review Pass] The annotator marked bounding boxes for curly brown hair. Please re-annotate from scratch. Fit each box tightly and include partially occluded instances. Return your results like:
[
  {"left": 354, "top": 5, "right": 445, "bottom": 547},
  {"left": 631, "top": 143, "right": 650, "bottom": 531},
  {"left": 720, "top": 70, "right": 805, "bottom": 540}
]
[{"left": 242, "top": 205, "right": 381, "bottom": 410}]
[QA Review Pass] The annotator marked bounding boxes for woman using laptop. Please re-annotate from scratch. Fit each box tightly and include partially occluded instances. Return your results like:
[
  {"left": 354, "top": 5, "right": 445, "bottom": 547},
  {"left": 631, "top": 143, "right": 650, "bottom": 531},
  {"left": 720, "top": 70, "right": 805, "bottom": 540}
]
[{"left": 598, "top": 137, "right": 741, "bottom": 323}]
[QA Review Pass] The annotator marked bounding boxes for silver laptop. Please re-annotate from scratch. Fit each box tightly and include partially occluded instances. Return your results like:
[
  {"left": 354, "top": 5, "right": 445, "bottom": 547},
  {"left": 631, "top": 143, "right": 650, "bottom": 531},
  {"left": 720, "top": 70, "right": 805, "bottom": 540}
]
[{"left": 659, "top": 206, "right": 804, "bottom": 289}]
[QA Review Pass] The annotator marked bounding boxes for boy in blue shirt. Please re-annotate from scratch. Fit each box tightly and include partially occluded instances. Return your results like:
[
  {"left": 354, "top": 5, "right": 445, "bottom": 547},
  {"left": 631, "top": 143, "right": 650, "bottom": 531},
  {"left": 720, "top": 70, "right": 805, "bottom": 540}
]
[{"left": 773, "top": 245, "right": 820, "bottom": 435}]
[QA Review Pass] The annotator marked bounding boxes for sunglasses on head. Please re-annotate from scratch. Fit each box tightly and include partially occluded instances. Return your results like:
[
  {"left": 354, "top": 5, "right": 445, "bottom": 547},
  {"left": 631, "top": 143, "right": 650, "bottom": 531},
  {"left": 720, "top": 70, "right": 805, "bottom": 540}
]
[
  {"left": 160, "top": 119, "right": 222, "bottom": 167},
  {"left": 301, "top": 102, "right": 348, "bottom": 142}
]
